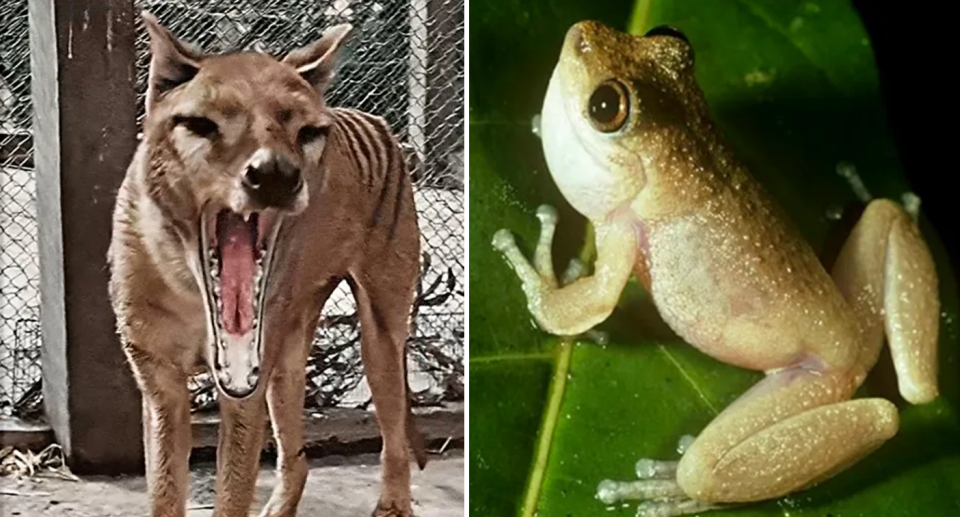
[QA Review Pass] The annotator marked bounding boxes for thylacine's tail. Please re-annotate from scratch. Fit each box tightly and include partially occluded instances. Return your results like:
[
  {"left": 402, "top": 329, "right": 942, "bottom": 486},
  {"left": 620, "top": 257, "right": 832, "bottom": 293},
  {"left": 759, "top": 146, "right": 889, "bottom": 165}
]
[{"left": 404, "top": 350, "right": 429, "bottom": 470}]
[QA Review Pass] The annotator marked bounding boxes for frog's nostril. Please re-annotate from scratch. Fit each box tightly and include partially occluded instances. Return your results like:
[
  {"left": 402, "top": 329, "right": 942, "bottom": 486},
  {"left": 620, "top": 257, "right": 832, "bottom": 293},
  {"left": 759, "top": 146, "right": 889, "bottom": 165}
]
[{"left": 565, "top": 23, "right": 589, "bottom": 54}]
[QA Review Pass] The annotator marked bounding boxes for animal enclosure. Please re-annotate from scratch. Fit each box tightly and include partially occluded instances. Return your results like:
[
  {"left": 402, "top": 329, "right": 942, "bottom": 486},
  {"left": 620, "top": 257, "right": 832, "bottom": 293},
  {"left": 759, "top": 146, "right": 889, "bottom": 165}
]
[{"left": 0, "top": 0, "right": 463, "bottom": 420}]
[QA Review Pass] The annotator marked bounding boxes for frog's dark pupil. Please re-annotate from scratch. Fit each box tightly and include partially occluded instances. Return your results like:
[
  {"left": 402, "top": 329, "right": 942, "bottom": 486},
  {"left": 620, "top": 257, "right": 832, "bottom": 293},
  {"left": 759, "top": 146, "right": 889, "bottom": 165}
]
[{"left": 589, "top": 84, "right": 621, "bottom": 124}]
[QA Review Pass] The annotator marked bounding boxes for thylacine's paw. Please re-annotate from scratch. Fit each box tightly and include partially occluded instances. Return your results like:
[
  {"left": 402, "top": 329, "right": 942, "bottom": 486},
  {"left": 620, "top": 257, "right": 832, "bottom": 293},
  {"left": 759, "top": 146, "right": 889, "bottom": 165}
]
[
  {"left": 371, "top": 499, "right": 414, "bottom": 517},
  {"left": 492, "top": 205, "right": 608, "bottom": 345}
]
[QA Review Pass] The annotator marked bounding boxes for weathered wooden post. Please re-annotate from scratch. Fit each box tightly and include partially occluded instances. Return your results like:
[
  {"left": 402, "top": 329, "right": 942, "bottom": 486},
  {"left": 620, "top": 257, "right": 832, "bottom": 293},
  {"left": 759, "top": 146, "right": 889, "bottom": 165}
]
[{"left": 29, "top": 0, "right": 143, "bottom": 473}]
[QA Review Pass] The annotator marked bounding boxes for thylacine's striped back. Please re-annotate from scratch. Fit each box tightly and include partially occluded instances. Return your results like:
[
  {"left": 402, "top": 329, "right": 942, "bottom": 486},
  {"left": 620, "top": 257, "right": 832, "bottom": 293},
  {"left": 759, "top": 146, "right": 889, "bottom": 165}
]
[{"left": 328, "top": 107, "right": 415, "bottom": 238}]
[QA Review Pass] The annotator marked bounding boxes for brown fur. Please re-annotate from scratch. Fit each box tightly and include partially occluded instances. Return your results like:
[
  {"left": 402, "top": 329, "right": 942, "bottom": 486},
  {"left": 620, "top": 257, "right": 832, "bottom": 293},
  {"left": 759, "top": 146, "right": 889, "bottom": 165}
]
[{"left": 108, "top": 13, "right": 426, "bottom": 517}]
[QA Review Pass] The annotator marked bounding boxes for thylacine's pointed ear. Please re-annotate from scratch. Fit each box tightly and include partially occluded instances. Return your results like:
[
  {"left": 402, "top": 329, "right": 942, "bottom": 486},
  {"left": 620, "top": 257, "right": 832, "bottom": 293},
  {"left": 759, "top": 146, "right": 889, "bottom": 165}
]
[
  {"left": 282, "top": 24, "right": 353, "bottom": 93},
  {"left": 142, "top": 11, "right": 204, "bottom": 109}
]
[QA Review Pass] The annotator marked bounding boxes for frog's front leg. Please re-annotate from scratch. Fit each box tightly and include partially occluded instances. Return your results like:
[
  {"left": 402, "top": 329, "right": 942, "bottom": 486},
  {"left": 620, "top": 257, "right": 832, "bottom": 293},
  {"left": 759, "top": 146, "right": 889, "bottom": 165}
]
[
  {"left": 597, "top": 367, "right": 899, "bottom": 516},
  {"left": 492, "top": 205, "right": 637, "bottom": 336}
]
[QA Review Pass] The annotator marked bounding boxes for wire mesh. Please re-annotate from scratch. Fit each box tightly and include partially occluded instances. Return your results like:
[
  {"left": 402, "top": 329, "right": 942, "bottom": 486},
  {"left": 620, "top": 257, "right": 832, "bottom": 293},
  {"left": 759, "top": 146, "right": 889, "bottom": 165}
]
[
  {"left": 0, "top": 0, "right": 463, "bottom": 417},
  {"left": 0, "top": 0, "right": 40, "bottom": 419}
]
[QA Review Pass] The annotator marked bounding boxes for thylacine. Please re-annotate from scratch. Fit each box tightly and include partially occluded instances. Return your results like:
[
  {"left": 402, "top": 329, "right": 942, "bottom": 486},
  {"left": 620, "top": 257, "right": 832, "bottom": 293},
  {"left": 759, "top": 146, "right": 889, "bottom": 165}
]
[{"left": 108, "top": 12, "right": 426, "bottom": 517}]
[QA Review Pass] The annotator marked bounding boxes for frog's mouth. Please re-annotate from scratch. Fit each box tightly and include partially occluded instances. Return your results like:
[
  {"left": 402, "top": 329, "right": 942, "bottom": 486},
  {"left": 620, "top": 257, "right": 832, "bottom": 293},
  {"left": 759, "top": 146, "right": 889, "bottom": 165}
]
[{"left": 197, "top": 206, "right": 283, "bottom": 399}]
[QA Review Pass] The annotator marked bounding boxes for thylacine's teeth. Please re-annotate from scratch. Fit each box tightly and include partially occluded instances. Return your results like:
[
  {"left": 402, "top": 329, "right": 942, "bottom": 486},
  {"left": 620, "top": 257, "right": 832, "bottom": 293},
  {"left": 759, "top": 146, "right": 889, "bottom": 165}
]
[{"left": 213, "top": 283, "right": 221, "bottom": 297}]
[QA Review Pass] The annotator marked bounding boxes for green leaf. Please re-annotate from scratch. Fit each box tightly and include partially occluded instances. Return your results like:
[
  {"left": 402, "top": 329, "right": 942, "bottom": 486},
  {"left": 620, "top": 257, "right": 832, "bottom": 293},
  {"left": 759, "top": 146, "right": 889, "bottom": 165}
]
[{"left": 468, "top": 0, "right": 960, "bottom": 516}]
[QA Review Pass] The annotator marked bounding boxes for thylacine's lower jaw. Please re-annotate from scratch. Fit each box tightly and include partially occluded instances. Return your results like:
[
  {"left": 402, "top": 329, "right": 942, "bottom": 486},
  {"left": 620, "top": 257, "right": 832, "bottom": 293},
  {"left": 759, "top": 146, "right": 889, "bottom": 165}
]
[{"left": 197, "top": 205, "right": 283, "bottom": 399}]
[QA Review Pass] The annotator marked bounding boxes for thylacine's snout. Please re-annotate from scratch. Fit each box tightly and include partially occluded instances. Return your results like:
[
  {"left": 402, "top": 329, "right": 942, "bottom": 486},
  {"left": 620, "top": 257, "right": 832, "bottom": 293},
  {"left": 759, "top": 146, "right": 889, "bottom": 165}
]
[
  {"left": 214, "top": 331, "right": 262, "bottom": 399},
  {"left": 217, "top": 367, "right": 260, "bottom": 399},
  {"left": 243, "top": 148, "right": 305, "bottom": 211}
]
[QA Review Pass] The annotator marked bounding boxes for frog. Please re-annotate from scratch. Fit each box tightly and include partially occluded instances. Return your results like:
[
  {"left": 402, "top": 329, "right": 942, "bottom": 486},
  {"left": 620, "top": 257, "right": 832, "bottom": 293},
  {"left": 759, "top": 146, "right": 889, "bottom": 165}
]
[{"left": 491, "top": 20, "right": 941, "bottom": 516}]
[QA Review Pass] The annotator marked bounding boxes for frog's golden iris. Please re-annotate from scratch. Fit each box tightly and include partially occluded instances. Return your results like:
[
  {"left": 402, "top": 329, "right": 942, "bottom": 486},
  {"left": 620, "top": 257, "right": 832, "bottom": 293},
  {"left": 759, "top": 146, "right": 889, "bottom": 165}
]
[{"left": 587, "top": 79, "right": 629, "bottom": 133}]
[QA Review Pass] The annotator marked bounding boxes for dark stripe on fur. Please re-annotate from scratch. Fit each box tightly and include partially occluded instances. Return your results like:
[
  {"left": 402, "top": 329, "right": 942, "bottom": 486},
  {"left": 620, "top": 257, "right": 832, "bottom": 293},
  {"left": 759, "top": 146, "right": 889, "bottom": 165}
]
[
  {"left": 329, "top": 108, "right": 408, "bottom": 240},
  {"left": 335, "top": 110, "right": 374, "bottom": 182},
  {"left": 332, "top": 111, "right": 367, "bottom": 174}
]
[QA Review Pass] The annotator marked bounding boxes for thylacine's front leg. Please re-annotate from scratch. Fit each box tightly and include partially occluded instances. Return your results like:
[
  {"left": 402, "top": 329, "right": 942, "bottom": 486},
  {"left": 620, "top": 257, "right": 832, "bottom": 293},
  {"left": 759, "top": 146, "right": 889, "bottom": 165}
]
[
  {"left": 259, "top": 309, "right": 325, "bottom": 517},
  {"left": 492, "top": 204, "right": 637, "bottom": 337},
  {"left": 123, "top": 342, "right": 192, "bottom": 517}
]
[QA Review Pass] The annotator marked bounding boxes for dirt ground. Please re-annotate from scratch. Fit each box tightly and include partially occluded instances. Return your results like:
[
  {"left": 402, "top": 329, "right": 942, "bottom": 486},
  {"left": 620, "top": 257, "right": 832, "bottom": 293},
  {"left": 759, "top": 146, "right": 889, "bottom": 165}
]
[{"left": 0, "top": 451, "right": 463, "bottom": 516}]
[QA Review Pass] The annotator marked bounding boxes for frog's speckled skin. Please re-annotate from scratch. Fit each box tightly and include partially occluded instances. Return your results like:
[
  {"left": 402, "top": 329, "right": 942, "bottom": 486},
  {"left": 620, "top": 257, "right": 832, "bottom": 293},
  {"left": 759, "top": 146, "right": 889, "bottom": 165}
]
[{"left": 492, "top": 20, "right": 940, "bottom": 515}]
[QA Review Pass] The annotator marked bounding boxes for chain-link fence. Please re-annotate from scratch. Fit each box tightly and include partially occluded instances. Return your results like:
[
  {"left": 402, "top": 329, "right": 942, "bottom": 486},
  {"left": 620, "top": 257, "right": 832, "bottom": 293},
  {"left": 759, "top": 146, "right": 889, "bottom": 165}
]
[
  {"left": 0, "top": 0, "right": 40, "bottom": 419},
  {"left": 0, "top": 0, "right": 463, "bottom": 418}
]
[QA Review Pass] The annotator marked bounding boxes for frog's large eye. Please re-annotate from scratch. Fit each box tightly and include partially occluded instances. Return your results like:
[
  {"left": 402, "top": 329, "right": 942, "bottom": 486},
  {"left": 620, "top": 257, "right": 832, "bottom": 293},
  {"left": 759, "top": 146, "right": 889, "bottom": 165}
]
[
  {"left": 644, "top": 25, "right": 689, "bottom": 44},
  {"left": 587, "top": 79, "right": 629, "bottom": 133}
]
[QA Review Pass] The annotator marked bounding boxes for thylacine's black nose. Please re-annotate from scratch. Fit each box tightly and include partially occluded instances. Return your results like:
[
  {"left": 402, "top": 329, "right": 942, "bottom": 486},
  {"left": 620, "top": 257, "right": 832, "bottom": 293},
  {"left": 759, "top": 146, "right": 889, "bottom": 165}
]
[{"left": 242, "top": 152, "right": 303, "bottom": 208}]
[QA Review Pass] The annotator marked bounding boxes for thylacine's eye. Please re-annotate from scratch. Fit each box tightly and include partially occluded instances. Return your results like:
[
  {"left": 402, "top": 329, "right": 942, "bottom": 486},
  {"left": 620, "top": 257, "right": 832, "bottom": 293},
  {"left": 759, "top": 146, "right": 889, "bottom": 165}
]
[
  {"left": 173, "top": 115, "right": 219, "bottom": 139},
  {"left": 587, "top": 79, "right": 629, "bottom": 133},
  {"left": 297, "top": 125, "right": 328, "bottom": 147}
]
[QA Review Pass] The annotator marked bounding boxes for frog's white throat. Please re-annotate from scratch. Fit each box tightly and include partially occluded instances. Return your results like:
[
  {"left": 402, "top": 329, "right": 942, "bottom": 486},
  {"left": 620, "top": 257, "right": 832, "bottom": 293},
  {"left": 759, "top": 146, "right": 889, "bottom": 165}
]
[{"left": 540, "top": 66, "right": 643, "bottom": 222}]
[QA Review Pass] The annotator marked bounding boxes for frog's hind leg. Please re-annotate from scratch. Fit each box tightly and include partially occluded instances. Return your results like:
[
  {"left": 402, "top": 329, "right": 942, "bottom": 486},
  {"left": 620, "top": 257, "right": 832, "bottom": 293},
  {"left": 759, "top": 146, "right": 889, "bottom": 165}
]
[
  {"left": 599, "top": 368, "right": 899, "bottom": 513},
  {"left": 831, "top": 198, "right": 940, "bottom": 404}
]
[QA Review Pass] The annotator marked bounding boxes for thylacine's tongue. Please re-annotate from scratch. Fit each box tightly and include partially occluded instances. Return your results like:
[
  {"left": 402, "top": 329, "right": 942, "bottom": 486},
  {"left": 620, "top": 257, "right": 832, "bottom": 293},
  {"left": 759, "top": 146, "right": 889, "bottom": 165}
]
[{"left": 217, "top": 212, "right": 255, "bottom": 335}]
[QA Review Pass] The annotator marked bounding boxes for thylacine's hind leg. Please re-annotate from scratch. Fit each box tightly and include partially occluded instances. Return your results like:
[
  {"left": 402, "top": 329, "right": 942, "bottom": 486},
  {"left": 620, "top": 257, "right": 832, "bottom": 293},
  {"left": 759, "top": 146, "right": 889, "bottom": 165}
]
[
  {"left": 349, "top": 257, "right": 426, "bottom": 517},
  {"left": 831, "top": 198, "right": 940, "bottom": 403},
  {"left": 259, "top": 284, "right": 336, "bottom": 517},
  {"left": 124, "top": 344, "right": 192, "bottom": 517}
]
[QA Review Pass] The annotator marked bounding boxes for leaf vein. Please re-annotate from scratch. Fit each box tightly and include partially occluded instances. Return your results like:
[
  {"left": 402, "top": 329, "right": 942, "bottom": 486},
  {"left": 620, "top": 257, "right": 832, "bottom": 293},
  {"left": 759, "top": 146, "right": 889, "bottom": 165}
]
[{"left": 657, "top": 344, "right": 719, "bottom": 415}]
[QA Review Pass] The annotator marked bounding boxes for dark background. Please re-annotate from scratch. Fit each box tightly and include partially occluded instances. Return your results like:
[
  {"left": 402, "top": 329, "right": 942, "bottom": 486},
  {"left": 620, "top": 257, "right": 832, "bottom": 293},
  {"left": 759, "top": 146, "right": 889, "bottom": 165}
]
[{"left": 854, "top": 0, "right": 954, "bottom": 263}]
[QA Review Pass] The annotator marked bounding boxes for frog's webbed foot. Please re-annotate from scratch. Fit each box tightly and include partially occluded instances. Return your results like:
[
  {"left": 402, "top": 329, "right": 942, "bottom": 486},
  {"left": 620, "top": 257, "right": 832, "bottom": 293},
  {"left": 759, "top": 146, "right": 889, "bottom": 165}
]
[
  {"left": 596, "top": 436, "right": 730, "bottom": 516},
  {"left": 596, "top": 472, "right": 725, "bottom": 517},
  {"left": 596, "top": 461, "right": 727, "bottom": 517},
  {"left": 493, "top": 205, "right": 608, "bottom": 342}
]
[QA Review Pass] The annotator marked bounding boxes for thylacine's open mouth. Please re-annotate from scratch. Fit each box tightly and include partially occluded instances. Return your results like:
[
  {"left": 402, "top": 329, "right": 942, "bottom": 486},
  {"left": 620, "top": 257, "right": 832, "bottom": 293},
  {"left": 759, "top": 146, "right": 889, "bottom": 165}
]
[{"left": 197, "top": 206, "right": 283, "bottom": 399}]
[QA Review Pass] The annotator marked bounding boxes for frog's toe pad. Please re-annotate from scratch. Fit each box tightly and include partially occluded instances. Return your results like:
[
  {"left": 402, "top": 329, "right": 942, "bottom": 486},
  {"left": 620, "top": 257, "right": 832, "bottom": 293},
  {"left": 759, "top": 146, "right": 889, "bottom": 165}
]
[
  {"left": 901, "top": 191, "right": 921, "bottom": 221},
  {"left": 676, "top": 435, "right": 696, "bottom": 455},
  {"left": 582, "top": 328, "right": 608, "bottom": 345},
  {"left": 492, "top": 229, "right": 516, "bottom": 251},
  {"left": 536, "top": 204, "right": 558, "bottom": 224}
]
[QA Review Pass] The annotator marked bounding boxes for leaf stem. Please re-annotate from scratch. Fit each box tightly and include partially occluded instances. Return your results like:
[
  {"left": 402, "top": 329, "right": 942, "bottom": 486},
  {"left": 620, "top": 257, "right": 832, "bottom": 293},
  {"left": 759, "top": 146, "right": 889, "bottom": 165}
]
[
  {"left": 520, "top": 340, "right": 574, "bottom": 517},
  {"left": 628, "top": 0, "right": 654, "bottom": 33}
]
